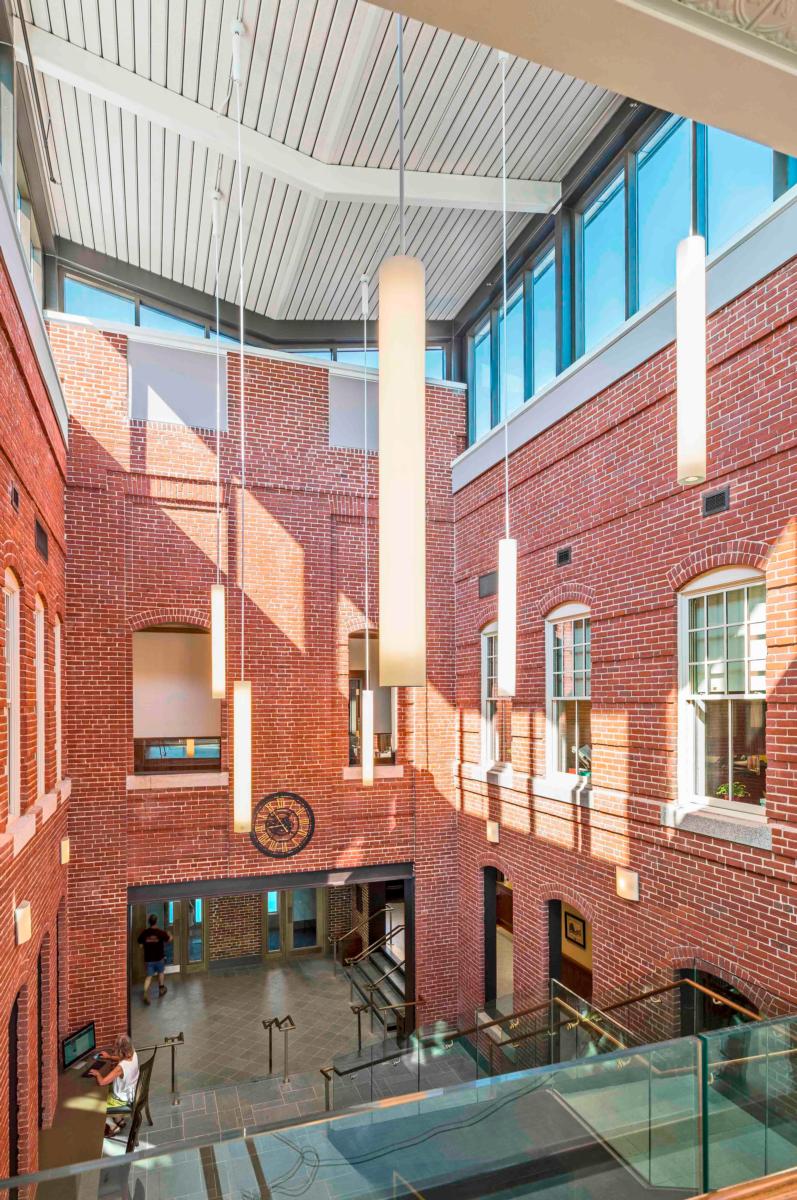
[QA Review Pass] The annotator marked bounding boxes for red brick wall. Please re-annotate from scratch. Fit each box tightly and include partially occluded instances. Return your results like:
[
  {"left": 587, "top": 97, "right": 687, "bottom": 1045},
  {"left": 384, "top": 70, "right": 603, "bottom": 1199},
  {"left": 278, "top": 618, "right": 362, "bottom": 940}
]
[
  {"left": 0, "top": 252, "right": 68, "bottom": 1178},
  {"left": 53, "top": 324, "right": 465, "bottom": 1044},
  {"left": 454, "top": 254, "right": 797, "bottom": 1020},
  {"left": 208, "top": 894, "right": 262, "bottom": 961}
]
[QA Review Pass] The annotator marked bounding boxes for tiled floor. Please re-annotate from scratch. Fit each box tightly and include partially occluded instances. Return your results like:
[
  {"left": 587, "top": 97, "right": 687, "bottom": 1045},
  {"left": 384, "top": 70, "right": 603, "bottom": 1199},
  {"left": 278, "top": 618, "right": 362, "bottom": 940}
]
[{"left": 131, "top": 955, "right": 378, "bottom": 1098}]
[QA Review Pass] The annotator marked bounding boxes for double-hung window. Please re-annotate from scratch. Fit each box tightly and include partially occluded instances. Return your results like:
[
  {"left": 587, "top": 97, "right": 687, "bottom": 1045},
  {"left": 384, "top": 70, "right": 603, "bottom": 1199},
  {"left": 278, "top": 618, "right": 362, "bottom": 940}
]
[
  {"left": 3, "top": 570, "right": 20, "bottom": 817},
  {"left": 481, "top": 623, "right": 511, "bottom": 767},
  {"left": 54, "top": 617, "right": 62, "bottom": 783},
  {"left": 35, "top": 595, "right": 45, "bottom": 798},
  {"left": 546, "top": 605, "right": 592, "bottom": 779},
  {"left": 679, "top": 569, "right": 767, "bottom": 810}
]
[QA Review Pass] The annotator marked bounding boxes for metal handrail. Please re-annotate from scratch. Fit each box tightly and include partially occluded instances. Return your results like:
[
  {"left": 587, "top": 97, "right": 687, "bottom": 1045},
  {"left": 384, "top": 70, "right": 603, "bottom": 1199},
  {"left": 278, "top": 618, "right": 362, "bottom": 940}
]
[
  {"left": 366, "top": 957, "right": 405, "bottom": 991},
  {"left": 345, "top": 924, "right": 405, "bottom": 967},
  {"left": 330, "top": 904, "right": 394, "bottom": 974},
  {"left": 137, "top": 1031, "right": 184, "bottom": 1105},
  {"left": 263, "top": 1015, "right": 296, "bottom": 1083}
]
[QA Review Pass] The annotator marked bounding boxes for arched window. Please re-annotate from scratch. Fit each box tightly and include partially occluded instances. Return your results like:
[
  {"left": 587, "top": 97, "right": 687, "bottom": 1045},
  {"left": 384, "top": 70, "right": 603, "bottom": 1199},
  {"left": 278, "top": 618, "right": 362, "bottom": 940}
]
[
  {"left": 53, "top": 617, "right": 62, "bottom": 783},
  {"left": 480, "top": 622, "right": 510, "bottom": 768},
  {"left": 545, "top": 603, "right": 591, "bottom": 780},
  {"left": 35, "top": 594, "right": 46, "bottom": 798},
  {"left": 678, "top": 567, "right": 766, "bottom": 811},
  {"left": 132, "top": 625, "right": 221, "bottom": 774},
  {"left": 3, "top": 570, "right": 21, "bottom": 817}
]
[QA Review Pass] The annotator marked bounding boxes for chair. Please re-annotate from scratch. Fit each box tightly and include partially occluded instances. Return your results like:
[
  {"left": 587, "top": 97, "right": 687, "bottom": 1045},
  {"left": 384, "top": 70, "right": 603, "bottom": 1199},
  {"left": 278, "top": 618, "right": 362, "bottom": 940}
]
[{"left": 106, "top": 1051, "right": 156, "bottom": 1152}]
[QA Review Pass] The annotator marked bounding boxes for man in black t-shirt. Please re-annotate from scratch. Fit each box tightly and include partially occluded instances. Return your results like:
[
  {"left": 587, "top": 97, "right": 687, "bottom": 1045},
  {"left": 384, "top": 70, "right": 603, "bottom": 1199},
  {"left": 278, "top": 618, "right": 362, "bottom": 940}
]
[{"left": 137, "top": 914, "right": 172, "bottom": 1005}]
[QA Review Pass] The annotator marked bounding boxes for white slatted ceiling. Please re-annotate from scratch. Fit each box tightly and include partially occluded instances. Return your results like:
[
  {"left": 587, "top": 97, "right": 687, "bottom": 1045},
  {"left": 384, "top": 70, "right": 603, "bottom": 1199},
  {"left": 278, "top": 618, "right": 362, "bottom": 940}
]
[{"left": 29, "top": 0, "right": 622, "bottom": 319}]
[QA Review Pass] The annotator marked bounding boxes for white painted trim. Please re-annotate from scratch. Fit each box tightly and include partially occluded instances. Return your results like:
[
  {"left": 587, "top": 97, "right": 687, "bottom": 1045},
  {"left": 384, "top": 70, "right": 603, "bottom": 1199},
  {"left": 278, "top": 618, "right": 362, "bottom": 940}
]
[
  {"left": 680, "top": 566, "right": 764, "bottom": 595},
  {"left": 8, "top": 810, "right": 35, "bottom": 856},
  {"left": 3, "top": 571, "right": 21, "bottom": 820},
  {"left": 43, "top": 311, "right": 468, "bottom": 393},
  {"left": 126, "top": 771, "right": 229, "bottom": 791},
  {"left": 34, "top": 595, "right": 45, "bottom": 800},
  {"left": 22, "top": 24, "right": 558, "bottom": 215},
  {"left": 453, "top": 183, "right": 797, "bottom": 492},
  {"left": 676, "top": 577, "right": 767, "bottom": 816},
  {"left": 53, "top": 618, "right": 62, "bottom": 783},
  {"left": 546, "top": 600, "right": 590, "bottom": 621}
]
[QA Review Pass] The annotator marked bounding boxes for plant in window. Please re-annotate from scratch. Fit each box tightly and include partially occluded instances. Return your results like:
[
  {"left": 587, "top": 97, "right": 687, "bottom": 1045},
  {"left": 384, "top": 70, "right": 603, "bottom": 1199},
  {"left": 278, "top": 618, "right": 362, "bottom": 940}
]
[{"left": 715, "top": 781, "right": 749, "bottom": 801}]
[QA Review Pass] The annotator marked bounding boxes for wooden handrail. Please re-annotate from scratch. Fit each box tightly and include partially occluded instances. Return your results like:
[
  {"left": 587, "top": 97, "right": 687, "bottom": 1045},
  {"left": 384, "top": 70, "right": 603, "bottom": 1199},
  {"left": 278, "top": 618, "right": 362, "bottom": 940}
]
[
  {"left": 695, "top": 1166, "right": 797, "bottom": 1198},
  {"left": 601, "top": 977, "right": 761, "bottom": 1024}
]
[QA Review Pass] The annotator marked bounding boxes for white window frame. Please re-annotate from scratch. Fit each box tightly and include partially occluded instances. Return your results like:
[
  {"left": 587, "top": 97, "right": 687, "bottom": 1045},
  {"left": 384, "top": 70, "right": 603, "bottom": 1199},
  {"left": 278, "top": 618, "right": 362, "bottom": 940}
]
[
  {"left": 35, "top": 595, "right": 45, "bottom": 798},
  {"left": 4, "top": 570, "right": 21, "bottom": 818},
  {"left": 480, "top": 622, "right": 509, "bottom": 768},
  {"left": 545, "top": 602, "right": 592, "bottom": 783},
  {"left": 677, "top": 566, "right": 767, "bottom": 815},
  {"left": 54, "top": 617, "right": 62, "bottom": 784}
]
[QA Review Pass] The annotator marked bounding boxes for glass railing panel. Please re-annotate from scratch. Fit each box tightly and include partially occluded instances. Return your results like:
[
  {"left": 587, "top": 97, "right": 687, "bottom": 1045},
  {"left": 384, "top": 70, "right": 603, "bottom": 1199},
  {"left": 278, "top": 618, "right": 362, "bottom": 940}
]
[
  {"left": 551, "top": 979, "right": 644, "bottom": 1062},
  {"left": 0, "top": 1037, "right": 704, "bottom": 1200},
  {"left": 554, "top": 1035, "right": 702, "bottom": 1195},
  {"left": 703, "top": 1015, "right": 797, "bottom": 1191}
]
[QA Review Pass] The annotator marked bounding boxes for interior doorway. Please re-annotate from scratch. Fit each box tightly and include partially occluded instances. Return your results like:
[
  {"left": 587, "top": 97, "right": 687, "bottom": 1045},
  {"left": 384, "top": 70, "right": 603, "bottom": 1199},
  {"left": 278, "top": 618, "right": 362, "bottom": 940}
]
[
  {"left": 679, "top": 967, "right": 759, "bottom": 1035},
  {"left": 262, "top": 888, "right": 326, "bottom": 961},
  {"left": 8, "top": 992, "right": 20, "bottom": 1195},
  {"left": 484, "top": 868, "right": 514, "bottom": 1010},
  {"left": 548, "top": 900, "right": 593, "bottom": 1000},
  {"left": 130, "top": 898, "right": 208, "bottom": 983}
]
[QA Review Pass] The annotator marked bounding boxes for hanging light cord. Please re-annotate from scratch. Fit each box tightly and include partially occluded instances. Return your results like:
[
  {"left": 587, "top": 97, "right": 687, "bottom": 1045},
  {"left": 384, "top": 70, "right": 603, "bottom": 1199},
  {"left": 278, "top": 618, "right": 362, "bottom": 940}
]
[
  {"left": 396, "top": 13, "right": 406, "bottom": 257},
  {"left": 212, "top": 193, "right": 222, "bottom": 584},
  {"left": 499, "top": 51, "right": 510, "bottom": 542},
  {"left": 361, "top": 276, "right": 370, "bottom": 693},
  {"left": 233, "top": 25, "right": 246, "bottom": 682}
]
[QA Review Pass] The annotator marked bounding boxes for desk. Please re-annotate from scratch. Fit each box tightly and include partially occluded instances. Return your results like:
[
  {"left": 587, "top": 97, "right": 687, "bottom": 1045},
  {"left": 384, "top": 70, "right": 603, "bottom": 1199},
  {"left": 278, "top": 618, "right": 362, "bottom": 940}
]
[{"left": 37, "top": 1066, "right": 108, "bottom": 1198}]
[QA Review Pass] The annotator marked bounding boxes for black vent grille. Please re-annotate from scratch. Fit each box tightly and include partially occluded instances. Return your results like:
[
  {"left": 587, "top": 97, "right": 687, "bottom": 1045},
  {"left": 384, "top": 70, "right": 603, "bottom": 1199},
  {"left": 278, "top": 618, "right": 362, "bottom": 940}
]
[
  {"left": 703, "top": 487, "right": 730, "bottom": 517},
  {"left": 478, "top": 571, "right": 498, "bottom": 598},
  {"left": 556, "top": 546, "right": 572, "bottom": 567},
  {"left": 35, "top": 518, "right": 49, "bottom": 562},
  {"left": 9, "top": 483, "right": 19, "bottom": 511}
]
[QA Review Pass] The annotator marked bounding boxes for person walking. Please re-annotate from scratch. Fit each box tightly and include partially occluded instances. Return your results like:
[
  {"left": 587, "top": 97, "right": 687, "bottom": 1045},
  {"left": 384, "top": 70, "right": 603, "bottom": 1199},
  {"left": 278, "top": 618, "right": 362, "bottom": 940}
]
[
  {"left": 137, "top": 913, "right": 172, "bottom": 1005},
  {"left": 90, "top": 1033, "right": 139, "bottom": 1137}
]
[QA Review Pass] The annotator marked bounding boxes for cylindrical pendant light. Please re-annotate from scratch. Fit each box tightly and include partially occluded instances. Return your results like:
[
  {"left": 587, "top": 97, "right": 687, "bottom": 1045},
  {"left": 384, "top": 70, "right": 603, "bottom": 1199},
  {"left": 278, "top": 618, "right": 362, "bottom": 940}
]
[
  {"left": 676, "top": 233, "right": 707, "bottom": 486},
  {"left": 233, "top": 680, "right": 252, "bottom": 833},
  {"left": 210, "top": 187, "right": 226, "bottom": 701},
  {"left": 496, "top": 51, "right": 517, "bottom": 699},
  {"left": 360, "top": 274, "right": 375, "bottom": 786},
  {"left": 378, "top": 15, "right": 426, "bottom": 689},
  {"left": 231, "top": 19, "right": 251, "bottom": 831},
  {"left": 211, "top": 583, "right": 226, "bottom": 700}
]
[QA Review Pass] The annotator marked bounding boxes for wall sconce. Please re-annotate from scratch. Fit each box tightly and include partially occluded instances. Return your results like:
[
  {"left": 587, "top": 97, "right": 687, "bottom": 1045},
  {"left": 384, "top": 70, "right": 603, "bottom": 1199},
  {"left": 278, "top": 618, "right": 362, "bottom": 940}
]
[
  {"left": 15, "top": 901, "right": 31, "bottom": 945},
  {"left": 60, "top": 836, "right": 70, "bottom": 865},
  {"left": 486, "top": 820, "right": 500, "bottom": 844},
  {"left": 615, "top": 866, "right": 640, "bottom": 902}
]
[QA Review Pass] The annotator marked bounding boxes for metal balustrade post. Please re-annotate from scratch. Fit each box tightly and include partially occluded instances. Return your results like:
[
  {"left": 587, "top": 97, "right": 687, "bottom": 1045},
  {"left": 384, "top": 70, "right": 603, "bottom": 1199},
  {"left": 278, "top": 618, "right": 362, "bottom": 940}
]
[
  {"left": 164, "top": 1032, "right": 183, "bottom": 1105},
  {"left": 282, "top": 1023, "right": 290, "bottom": 1083}
]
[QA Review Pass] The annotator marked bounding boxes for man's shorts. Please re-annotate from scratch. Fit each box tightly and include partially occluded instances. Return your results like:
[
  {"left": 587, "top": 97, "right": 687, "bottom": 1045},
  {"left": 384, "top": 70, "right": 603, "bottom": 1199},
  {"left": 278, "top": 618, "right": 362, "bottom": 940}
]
[{"left": 145, "top": 959, "right": 166, "bottom": 976}]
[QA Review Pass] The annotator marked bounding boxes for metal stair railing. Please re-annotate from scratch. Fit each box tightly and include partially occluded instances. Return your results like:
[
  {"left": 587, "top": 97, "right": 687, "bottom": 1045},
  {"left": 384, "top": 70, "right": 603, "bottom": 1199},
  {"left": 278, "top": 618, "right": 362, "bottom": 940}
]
[
  {"left": 329, "top": 904, "right": 394, "bottom": 975},
  {"left": 262, "top": 1015, "right": 296, "bottom": 1083},
  {"left": 365, "top": 958, "right": 406, "bottom": 1031},
  {"left": 138, "top": 1031, "right": 184, "bottom": 1105},
  {"left": 345, "top": 923, "right": 405, "bottom": 969}
]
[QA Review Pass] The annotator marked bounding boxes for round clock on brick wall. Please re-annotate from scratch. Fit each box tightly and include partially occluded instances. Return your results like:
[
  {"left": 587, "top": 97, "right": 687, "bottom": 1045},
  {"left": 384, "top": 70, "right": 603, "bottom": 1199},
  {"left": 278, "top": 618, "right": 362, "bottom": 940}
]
[{"left": 250, "top": 792, "right": 315, "bottom": 859}]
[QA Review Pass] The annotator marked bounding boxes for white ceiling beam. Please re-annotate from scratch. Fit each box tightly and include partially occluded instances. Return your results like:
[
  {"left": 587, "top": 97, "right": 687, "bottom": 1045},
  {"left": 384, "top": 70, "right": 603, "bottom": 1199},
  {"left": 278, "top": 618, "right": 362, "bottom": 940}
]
[
  {"left": 19, "top": 22, "right": 560, "bottom": 214},
  {"left": 365, "top": 0, "right": 797, "bottom": 158}
]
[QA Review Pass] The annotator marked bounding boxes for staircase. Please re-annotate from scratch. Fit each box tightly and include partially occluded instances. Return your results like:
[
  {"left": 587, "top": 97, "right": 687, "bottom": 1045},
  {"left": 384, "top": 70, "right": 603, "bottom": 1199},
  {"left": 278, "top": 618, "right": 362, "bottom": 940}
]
[{"left": 344, "top": 929, "right": 406, "bottom": 1031}]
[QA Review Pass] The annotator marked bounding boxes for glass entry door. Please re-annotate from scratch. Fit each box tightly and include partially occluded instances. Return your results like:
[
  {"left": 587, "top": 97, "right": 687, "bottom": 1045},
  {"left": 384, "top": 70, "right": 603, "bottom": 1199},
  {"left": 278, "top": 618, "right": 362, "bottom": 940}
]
[
  {"left": 263, "top": 889, "right": 325, "bottom": 960},
  {"left": 130, "top": 898, "right": 208, "bottom": 982}
]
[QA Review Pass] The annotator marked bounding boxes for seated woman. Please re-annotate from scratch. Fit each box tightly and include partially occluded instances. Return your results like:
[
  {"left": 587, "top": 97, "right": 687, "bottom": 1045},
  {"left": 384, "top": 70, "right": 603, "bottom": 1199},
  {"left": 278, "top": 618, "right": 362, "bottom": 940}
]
[{"left": 89, "top": 1034, "right": 140, "bottom": 1138}]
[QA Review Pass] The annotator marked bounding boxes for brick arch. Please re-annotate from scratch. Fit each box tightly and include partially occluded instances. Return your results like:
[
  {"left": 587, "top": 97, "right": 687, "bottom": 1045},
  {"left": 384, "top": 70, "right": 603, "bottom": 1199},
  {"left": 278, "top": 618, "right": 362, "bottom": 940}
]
[
  {"left": 1, "top": 554, "right": 23, "bottom": 588},
  {"left": 534, "top": 583, "right": 596, "bottom": 620},
  {"left": 666, "top": 540, "right": 771, "bottom": 592},
  {"left": 339, "top": 613, "right": 378, "bottom": 639},
  {"left": 127, "top": 606, "right": 209, "bottom": 633},
  {"left": 535, "top": 884, "right": 599, "bottom": 928},
  {"left": 670, "top": 948, "right": 780, "bottom": 1014}
]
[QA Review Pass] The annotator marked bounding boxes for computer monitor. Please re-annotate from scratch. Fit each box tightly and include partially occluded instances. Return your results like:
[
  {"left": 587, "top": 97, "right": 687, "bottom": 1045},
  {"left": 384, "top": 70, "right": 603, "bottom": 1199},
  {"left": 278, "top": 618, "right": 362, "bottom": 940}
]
[{"left": 62, "top": 1021, "right": 95, "bottom": 1068}]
